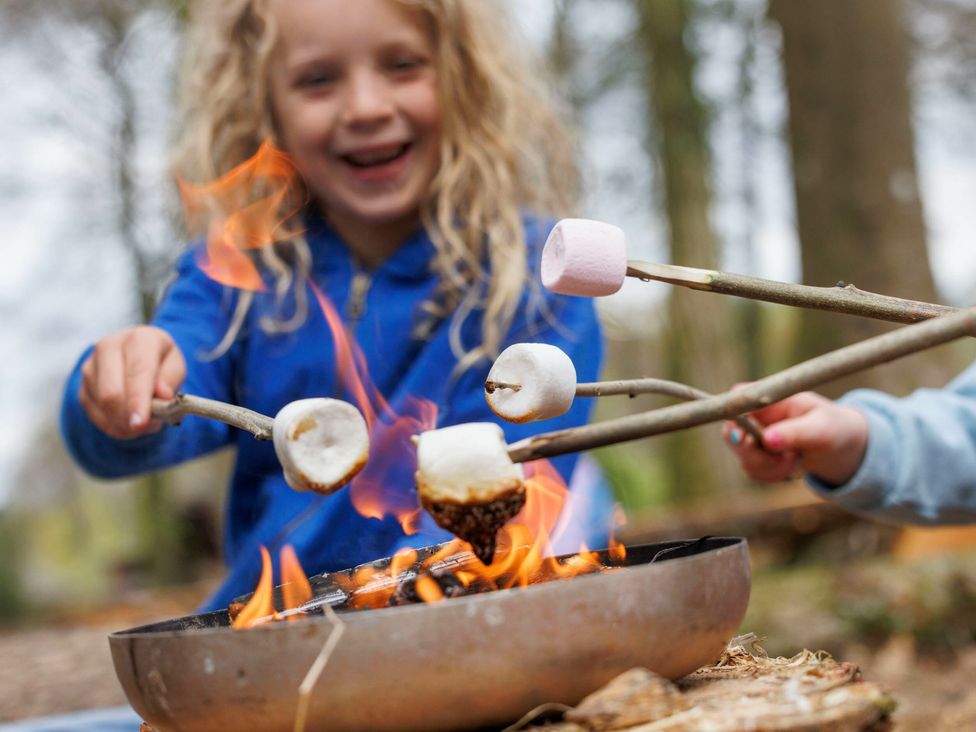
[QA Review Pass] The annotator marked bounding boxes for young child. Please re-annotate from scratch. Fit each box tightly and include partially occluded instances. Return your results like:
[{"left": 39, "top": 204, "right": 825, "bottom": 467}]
[
  {"left": 723, "top": 363, "right": 976, "bottom": 525},
  {"left": 60, "top": 0, "right": 609, "bottom": 611}
]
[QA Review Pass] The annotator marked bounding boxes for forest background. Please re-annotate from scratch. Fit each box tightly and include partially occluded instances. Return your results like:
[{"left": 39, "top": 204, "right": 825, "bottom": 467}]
[{"left": 1, "top": 0, "right": 976, "bottom": 725}]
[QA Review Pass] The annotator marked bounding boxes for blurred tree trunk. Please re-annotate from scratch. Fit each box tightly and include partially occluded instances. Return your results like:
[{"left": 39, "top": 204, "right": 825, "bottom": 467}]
[
  {"left": 769, "top": 0, "right": 952, "bottom": 396},
  {"left": 635, "top": 0, "right": 746, "bottom": 501},
  {"left": 97, "top": 0, "right": 184, "bottom": 584}
]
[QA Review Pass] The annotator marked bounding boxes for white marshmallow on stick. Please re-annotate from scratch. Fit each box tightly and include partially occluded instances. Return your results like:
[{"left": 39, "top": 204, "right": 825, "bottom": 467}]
[
  {"left": 542, "top": 219, "right": 956, "bottom": 330},
  {"left": 273, "top": 398, "right": 370, "bottom": 494},
  {"left": 483, "top": 343, "right": 768, "bottom": 448},
  {"left": 541, "top": 218, "right": 628, "bottom": 297},
  {"left": 415, "top": 422, "right": 526, "bottom": 564},
  {"left": 152, "top": 393, "right": 370, "bottom": 495},
  {"left": 485, "top": 343, "right": 577, "bottom": 423}
]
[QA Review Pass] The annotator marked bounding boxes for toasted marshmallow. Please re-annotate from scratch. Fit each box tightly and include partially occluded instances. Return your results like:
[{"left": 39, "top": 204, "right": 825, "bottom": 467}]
[
  {"left": 273, "top": 398, "right": 369, "bottom": 494},
  {"left": 415, "top": 423, "right": 526, "bottom": 563},
  {"left": 485, "top": 343, "right": 577, "bottom": 423},
  {"left": 541, "top": 218, "right": 628, "bottom": 297}
]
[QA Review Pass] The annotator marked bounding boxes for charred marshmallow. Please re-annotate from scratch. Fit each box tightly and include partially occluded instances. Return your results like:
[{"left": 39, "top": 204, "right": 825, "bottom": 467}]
[
  {"left": 541, "top": 218, "right": 628, "bottom": 297},
  {"left": 415, "top": 423, "right": 526, "bottom": 564},
  {"left": 485, "top": 343, "right": 577, "bottom": 423},
  {"left": 273, "top": 398, "right": 369, "bottom": 494}
]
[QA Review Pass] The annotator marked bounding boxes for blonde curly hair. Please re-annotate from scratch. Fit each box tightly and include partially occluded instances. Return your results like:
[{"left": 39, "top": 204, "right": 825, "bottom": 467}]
[{"left": 171, "top": 0, "right": 580, "bottom": 366}]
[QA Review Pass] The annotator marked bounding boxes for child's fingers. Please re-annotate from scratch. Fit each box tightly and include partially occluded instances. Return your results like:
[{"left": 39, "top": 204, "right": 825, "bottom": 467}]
[
  {"left": 91, "top": 335, "right": 129, "bottom": 435},
  {"left": 155, "top": 340, "right": 186, "bottom": 400},
  {"left": 762, "top": 407, "right": 838, "bottom": 455},
  {"left": 723, "top": 420, "right": 799, "bottom": 482},
  {"left": 748, "top": 391, "right": 826, "bottom": 428},
  {"left": 123, "top": 328, "right": 181, "bottom": 429}
]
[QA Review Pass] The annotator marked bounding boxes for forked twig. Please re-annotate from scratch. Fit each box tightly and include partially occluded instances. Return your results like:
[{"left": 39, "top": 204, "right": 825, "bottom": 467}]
[{"left": 576, "top": 377, "right": 768, "bottom": 449}]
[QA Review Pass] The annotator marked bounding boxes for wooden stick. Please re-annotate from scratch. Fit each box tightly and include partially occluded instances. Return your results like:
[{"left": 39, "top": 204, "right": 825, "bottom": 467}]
[
  {"left": 150, "top": 393, "right": 274, "bottom": 440},
  {"left": 507, "top": 304, "right": 976, "bottom": 463},
  {"left": 626, "top": 260, "right": 956, "bottom": 324},
  {"left": 575, "top": 378, "right": 768, "bottom": 449}
]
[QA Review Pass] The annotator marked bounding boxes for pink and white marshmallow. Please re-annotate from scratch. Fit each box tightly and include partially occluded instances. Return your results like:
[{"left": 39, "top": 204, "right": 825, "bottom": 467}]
[
  {"left": 273, "top": 398, "right": 370, "bottom": 494},
  {"left": 485, "top": 343, "right": 577, "bottom": 423},
  {"left": 541, "top": 218, "right": 628, "bottom": 297}
]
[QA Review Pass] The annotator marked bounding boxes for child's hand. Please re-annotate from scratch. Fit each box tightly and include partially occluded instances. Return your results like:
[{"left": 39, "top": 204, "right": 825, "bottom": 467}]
[
  {"left": 79, "top": 326, "right": 186, "bottom": 439},
  {"left": 722, "top": 391, "right": 869, "bottom": 487}
]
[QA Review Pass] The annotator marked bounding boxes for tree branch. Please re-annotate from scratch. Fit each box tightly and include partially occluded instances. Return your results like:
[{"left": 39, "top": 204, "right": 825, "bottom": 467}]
[
  {"left": 575, "top": 378, "right": 767, "bottom": 449},
  {"left": 627, "top": 261, "right": 956, "bottom": 324},
  {"left": 151, "top": 393, "right": 274, "bottom": 440},
  {"left": 508, "top": 304, "right": 976, "bottom": 462}
]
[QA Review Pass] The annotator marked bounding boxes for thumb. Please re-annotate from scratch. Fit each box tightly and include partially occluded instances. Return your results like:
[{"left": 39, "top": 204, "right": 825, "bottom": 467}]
[
  {"left": 762, "top": 409, "right": 834, "bottom": 454},
  {"left": 155, "top": 344, "right": 186, "bottom": 400}
]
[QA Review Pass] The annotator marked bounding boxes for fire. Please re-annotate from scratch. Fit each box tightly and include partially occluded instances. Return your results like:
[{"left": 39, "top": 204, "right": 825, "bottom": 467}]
[
  {"left": 232, "top": 545, "right": 312, "bottom": 629},
  {"left": 178, "top": 140, "right": 304, "bottom": 292},
  {"left": 310, "top": 285, "right": 436, "bottom": 534},
  {"left": 184, "top": 142, "right": 629, "bottom": 626}
]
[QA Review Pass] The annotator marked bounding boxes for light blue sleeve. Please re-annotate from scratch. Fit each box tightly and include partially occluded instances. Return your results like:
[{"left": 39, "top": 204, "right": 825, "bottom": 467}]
[{"left": 806, "top": 361, "right": 976, "bottom": 525}]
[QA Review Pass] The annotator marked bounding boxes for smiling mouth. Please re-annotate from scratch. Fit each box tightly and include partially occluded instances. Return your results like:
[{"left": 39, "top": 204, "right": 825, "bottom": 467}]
[{"left": 341, "top": 143, "right": 412, "bottom": 168}]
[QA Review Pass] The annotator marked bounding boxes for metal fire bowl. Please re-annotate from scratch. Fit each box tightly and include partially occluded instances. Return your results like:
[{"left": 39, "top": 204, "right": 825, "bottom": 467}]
[{"left": 110, "top": 537, "right": 750, "bottom": 732}]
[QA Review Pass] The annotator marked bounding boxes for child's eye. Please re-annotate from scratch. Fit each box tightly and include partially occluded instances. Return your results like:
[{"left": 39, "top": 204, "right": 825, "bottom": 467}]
[
  {"left": 296, "top": 68, "right": 339, "bottom": 90},
  {"left": 387, "top": 56, "right": 425, "bottom": 75}
]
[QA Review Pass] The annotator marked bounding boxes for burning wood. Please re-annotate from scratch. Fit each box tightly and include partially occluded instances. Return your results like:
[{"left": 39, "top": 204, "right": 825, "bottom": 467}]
[{"left": 229, "top": 530, "right": 628, "bottom": 629}]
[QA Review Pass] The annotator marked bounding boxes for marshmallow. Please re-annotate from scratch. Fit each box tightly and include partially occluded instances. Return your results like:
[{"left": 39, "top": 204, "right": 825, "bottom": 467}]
[
  {"left": 273, "top": 398, "right": 369, "bottom": 494},
  {"left": 541, "top": 218, "right": 628, "bottom": 297},
  {"left": 415, "top": 423, "right": 526, "bottom": 563},
  {"left": 485, "top": 343, "right": 577, "bottom": 423}
]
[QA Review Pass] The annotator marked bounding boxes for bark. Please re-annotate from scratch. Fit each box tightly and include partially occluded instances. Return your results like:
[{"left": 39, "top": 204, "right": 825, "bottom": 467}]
[{"left": 769, "top": 0, "right": 952, "bottom": 395}]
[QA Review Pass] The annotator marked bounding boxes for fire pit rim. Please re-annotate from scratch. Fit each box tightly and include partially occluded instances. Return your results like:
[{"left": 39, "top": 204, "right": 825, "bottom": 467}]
[{"left": 108, "top": 536, "right": 747, "bottom": 640}]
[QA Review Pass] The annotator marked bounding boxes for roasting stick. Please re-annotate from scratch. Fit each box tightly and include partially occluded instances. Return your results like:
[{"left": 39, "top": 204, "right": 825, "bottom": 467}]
[
  {"left": 483, "top": 343, "right": 768, "bottom": 449},
  {"left": 542, "top": 218, "right": 956, "bottom": 324},
  {"left": 150, "top": 394, "right": 369, "bottom": 494},
  {"left": 152, "top": 393, "right": 274, "bottom": 438},
  {"left": 506, "top": 303, "right": 976, "bottom": 463},
  {"left": 626, "top": 260, "right": 956, "bottom": 325}
]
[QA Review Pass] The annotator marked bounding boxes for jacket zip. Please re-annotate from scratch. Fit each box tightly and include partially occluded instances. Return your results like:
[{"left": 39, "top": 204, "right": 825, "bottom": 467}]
[{"left": 344, "top": 266, "right": 373, "bottom": 332}]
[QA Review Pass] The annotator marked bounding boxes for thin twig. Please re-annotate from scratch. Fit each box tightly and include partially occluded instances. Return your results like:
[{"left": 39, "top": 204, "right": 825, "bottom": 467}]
[
  {"left": 627, "top": 260, "right": 956, "bottom": 324},
  {"left": 150, "top": 393, "right": 274, "bottom": 440},
  {"left": 501, "top": 703, "right": 574, "bottom": 732},
  {"left": 576, "top": 378, "right": 768, "bottom": 449},
  {"left": 508, "top": 304, "right": 976, "bottom": 462},
  {"left": 293, "top": 604, "right": 347, "bottom": 732}
]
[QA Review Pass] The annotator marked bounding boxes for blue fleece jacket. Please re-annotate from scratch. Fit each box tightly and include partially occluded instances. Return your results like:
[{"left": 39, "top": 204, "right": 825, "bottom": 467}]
[
  {"left": 60, "top": 213, "right": 609, "bottom": 610},
  {"left": 808, "top": 362, "right": 976, "bottom": 525}
]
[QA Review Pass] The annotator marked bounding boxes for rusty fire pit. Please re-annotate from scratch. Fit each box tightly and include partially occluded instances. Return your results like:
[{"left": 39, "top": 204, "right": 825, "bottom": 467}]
[{"left": 109, "top": 536, "right": 750, "bottom": 732}]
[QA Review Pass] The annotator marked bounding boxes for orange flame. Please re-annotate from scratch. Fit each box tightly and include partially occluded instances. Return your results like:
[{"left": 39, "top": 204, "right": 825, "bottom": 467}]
[
  {"left": 232, "top": 545, "right": 313, "bottom": 630},
  {"left": 280, "top": 545, "right": 313, "bottom": 619},
  {"left": 310, "top": 283, "right": 437, "bottom": 533},
  {"left": 608, "top": 505, "right": 628, "bottom": 563},
  {"left": 179, "top": 141, "right": 303, "bottom": 292}
]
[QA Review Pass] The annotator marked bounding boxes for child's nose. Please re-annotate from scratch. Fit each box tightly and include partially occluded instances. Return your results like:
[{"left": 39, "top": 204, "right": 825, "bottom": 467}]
[{"left": 342, "top": 71, "right": 394, "bottom": 126}]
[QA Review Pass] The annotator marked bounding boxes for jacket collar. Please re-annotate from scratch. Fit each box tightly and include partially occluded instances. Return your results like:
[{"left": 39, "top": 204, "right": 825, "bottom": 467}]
[{"left": 304, "top": 208, "right": 435, "bottom": 281}]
